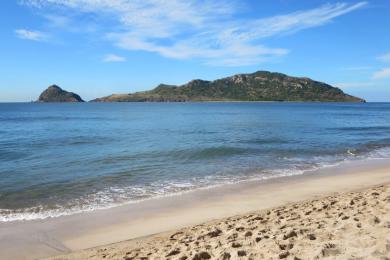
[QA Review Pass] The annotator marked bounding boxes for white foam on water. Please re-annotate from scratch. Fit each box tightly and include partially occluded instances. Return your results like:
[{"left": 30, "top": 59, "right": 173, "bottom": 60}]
[{"left": 2, "top": 146, "right": 390, "bottom": 222}]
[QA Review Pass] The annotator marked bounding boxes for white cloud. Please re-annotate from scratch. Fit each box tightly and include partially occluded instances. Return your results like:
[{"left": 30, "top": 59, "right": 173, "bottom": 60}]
[
  {"left": 377, "top": 53, "right": 390, "bottom": 62},
  {"left": 15, "top": 29, "right": 47, "bottom": 41},
  {"left": 230, "top": 2, "right": 367, "bottom": 40},
  {"left": 44, "top": 15, "right": 70, "bottom": 28},
  {"left": 373, "top": 68, "right": 390, "bottom": 79},
  {"left": 22, "top": 1, "right": 367, "bottom": 66},
  {"left": 103, "top": 54, "right": 126, "bottom": 62}
]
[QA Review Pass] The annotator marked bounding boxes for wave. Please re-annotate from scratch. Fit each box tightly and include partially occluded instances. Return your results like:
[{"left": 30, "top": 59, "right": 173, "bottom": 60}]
[
  {"left": 238, "top": 137, "right": 290, "bottom": 145},
  {"left": 188, "top": 146, "right": 256, "bottom": 160},
  {"left": 0, "top": 150, "right": 29, "bottom": 162},
  {"left": 328, "top": 126, "right": 390, "bottom": 133},
  {"left": 0, "top": 116, "right": 110, "bottom": 122},
  {"left": 97, "top": 146, "right": 260, "bottom": 165},
  {"left": 2, "top": 144, "right": 390, "bottom": 222},
  {"left": 345, "top": 139, "right": 390, "bottom": 157},
  {"left": 0, "top": 168, "right": 309, "bottom": 222}
]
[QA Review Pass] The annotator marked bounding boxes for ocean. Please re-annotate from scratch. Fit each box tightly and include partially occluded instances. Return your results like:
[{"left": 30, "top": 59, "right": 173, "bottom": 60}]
[{"left": 1, "top": 102, "right": 390, "bottom": 222}]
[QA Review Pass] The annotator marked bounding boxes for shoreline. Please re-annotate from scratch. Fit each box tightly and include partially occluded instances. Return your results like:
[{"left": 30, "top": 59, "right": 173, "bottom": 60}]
[
  {"left": 1, "top": 158, "right": 390, "bottom": 259},
  {"left": 2, "top": 155, "right": 388, "bottom": 223},
  {"left": 49, "top": 181, "right": 390, "bottom": 259},
  {"left": 0, "top": 159, "right": 356, "bottom": 223}
]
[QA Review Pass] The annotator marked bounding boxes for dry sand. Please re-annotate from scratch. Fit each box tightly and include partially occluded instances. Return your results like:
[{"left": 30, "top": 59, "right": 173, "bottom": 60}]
[{"left": 47, "top": 182, "right": 390, "bottom": 259}]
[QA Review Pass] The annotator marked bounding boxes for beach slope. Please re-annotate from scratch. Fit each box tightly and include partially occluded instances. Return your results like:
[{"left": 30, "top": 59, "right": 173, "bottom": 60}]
[{"left": 47, "top": 183, "right": 390, "bottom": 259}]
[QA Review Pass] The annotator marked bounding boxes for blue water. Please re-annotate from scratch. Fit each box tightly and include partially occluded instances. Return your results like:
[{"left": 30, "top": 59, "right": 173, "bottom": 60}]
[{"left": 1, "top": 102, "right": 390, "bottom": 221}]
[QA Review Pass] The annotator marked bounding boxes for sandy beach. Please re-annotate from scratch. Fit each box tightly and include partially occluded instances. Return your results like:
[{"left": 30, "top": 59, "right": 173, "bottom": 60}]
[
  {"left": 1, "top": 159, "right": 390, "bottom": 260},
  {"left": 47, "top": 183, "right": 390, "bottom": 260}
]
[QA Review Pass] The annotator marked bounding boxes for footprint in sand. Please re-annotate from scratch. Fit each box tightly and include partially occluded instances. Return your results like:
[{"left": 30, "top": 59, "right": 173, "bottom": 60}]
[{"left": 321, "top": 243, "right": 341, "bottom": 257}]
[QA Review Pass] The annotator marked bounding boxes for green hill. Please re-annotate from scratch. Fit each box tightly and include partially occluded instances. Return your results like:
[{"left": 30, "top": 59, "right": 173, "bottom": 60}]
[{"left": 91, "top": 71, "right": 364, "bottom": 102}]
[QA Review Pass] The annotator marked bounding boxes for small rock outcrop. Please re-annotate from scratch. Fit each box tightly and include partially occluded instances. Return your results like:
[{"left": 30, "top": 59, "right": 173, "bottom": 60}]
[{"left": 37, "top": 85, "right": 84, "bottom": 102}]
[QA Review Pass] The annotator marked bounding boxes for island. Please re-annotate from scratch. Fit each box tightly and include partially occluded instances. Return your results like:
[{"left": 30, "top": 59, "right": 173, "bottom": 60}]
[
  {"left": 37, "top": 85, "right": 84, "bottom": 102},
  {"left": 91, "top": 71, "right": 364, "bottom": 102}
]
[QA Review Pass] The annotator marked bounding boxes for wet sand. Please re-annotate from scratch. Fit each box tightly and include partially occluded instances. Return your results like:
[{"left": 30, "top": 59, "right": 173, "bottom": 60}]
[{"left": 0, "top": 159, "right": 390, "bottom": 259}]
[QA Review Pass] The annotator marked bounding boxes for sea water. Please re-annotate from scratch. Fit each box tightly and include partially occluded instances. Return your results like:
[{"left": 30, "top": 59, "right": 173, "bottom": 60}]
[{"left": 1, "top": 102, "right": 390, "bottom": 221}]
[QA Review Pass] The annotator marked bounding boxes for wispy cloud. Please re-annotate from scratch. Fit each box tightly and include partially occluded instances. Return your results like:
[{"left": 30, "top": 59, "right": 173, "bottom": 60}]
[
  {"left": 373, "top": 68, "right": 390, "bottom": 79},
  {"left": 15, "top": 29, "right": 47, "bottom": 41},
  {"left": 103, "top": 54, "right": 126, "bottom": 62},
  {"left": 22, "top": 1, "right": 367, "bottom": 66},
  {"left": 377, "top": 52, "right": 390, "bottom": 62},
  {"left": 44, "top": 15, "right": 70, "bottom": 28},
  {"left": 231, "top": 2, "right": 367, "bottom": 39}
]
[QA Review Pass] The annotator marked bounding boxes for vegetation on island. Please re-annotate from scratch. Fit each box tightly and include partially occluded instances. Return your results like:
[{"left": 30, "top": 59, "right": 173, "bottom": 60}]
[{"left": 91, "top": 71, "right": 364, "bottom": 102}]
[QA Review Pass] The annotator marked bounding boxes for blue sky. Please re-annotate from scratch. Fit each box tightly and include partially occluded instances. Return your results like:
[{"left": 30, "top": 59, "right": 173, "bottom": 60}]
[{"left": 1, "top": 0, "right": 390, "bottom": 102}]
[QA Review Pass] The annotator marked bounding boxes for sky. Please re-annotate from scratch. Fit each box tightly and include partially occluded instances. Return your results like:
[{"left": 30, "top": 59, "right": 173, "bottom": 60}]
[{"left": 0, "top": 0, "right": 390, "bottom": 102}]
